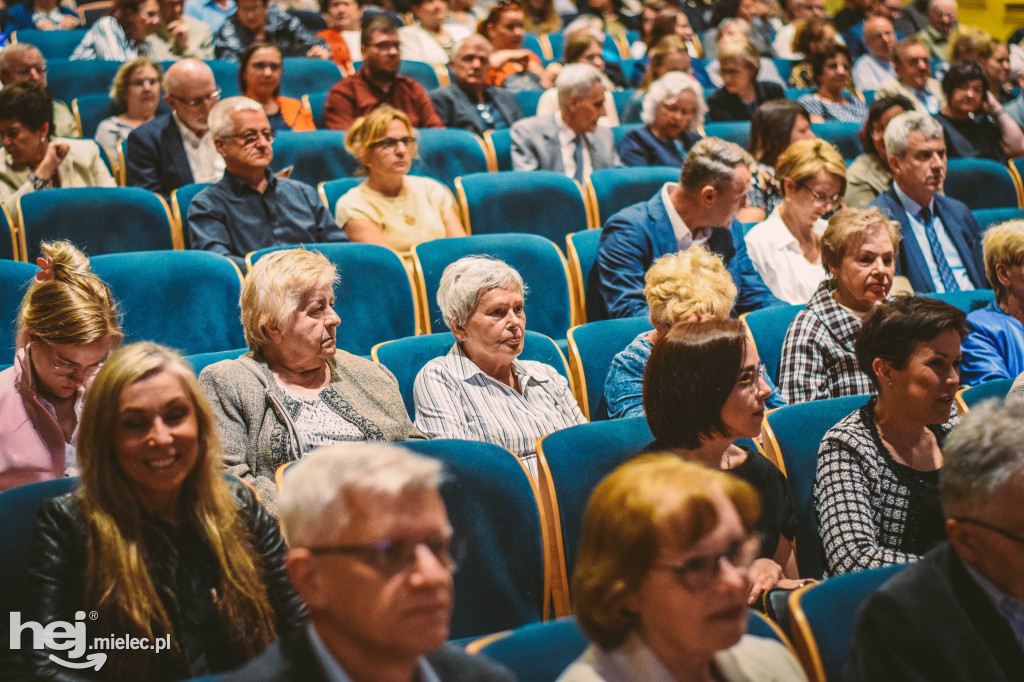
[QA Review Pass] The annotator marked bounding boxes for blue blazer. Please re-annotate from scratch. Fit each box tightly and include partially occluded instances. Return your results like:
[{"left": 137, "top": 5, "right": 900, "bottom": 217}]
[
  {"left": 867, "top": 186, "right": 986, "bottom": 293},
  {"left": 597, "top": 191, "right": 784, "bottom": 318},
  {"left": 125, "top": 113, "right": 195, "bottom": 198},
  {"left": 617, "top": 125, "right": 701, "bottom": 167}
]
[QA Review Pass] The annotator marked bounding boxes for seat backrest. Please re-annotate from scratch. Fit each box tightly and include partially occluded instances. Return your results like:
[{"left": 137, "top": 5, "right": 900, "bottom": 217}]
[
  {"left": 203, "top": 59, "right": 241, "bottom": 96},
  {"left": 586, "top": 166, "right": 679, "bottom": 229},
  {"left": 171, "top": 182, "right": 212, "bottom": 249},
  {"left": 0, "top": 202, "right": 16, "bottom": 260},
  {"left": 611, "top": 89, "right": 637, "bottom": 119},
  {"left": 536, "top": 416, "right": 653, "bottom": 609},
  {"left": 72, "top": 93, "right": 117, "bottom": 138},
  {"left": 789, "top": 563, "right": 908, "bottom": 682},
  {"left": 45, "top": 58, "right": 121, "bottom": 102},
  {"left": 184, "top": 347, "right": 249, "bottom": 375},
  {"left": 0, "top": 478, "right": 80, "bottom": 620},
  {"left": 413, "top": 128, "right": 489, "bottom": 193},
  {"left": 702, "top": 121, "right": 751, "bottom": 149},
  {"left": 372, "top": 330, "right": 570, "bottom": 419},
  {"left": 565, "top": 228, "right": 603, "bottom": 324},
  {"left": 611, "top": 122, "right": 643, "bottom": 149},
  {"left": 741, "top": 303, "right": 804, "bottom": 384},
  {"left": 304, "top": 91, "right": 329, "bottom": 129},
  {"left": 513, "top": 90, "right": 543, "bottom": 118},
  {"left": 401, "top": 439, "right": 549, "bottom": 639},
  {"left": 811, "top": 121, "right": 863, "bottom": 161},
  {"left": 317, "top": 178, "right": 363, "bottom": 212},
  {"left": 959, "top": 377, "right": 1014, "bottom": 409},
  {"left": 412, "top": 233, "right": 573, "bottom": 340},
  {"left": 522, "top": 32, "right": 545, "bottom": 61},
  {"left": 945, "top": 159, "right": 1020, "bottom": 210},
  {"left": 473, "top": 617, "right": 589, "bottom": 682},
  {"left": 280, "top": 57, "right": 343, "bottom": 97},
  {"left": 761, "top": 394, "right": 871, "bottom": 579},
  {"left": 920, "top": 289, "right": 994, "bottom": 314},
  {"left": 972, "top": 207, "right": 1024, "bottom": 231},
  {"left": 566, "top": 316, "right": 653, "bottom": 420},
  {"left": 270, "top": 130, "right": 358, "bottom": 186},
  {"left": 91, "top": 250, "right": 246, "bottom": 356},
  {"left": 353, "top": 59, "right": 440, "bottom": 89},
  {"left": 13, "top": 29, "right": 88, "bottom": 59},
  {"left": 247, "top": 242, "right": 417, "bottom": 357},
  {"left": 455, "top": 170, "right": 591, "bottom": 245},
  {"left": 483, "top": 129, "right": 513, "bottom": 171},
  {"left": 19, "top": 187, "right": 179, "bottom": 262},
  {"left": 0, "top": 261, "right": 37, "bottom": 364}
]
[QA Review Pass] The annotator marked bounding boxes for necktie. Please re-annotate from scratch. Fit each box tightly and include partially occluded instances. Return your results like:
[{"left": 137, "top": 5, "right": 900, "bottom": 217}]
[
  {"left": 919, "top": 206, "right": 959, "bottom": 292},
  {"left": 572, "top": 135, "right": 585, "bottom": 185}
]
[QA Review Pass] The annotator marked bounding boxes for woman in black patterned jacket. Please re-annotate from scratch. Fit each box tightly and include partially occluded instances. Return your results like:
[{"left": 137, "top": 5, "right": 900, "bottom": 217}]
[{"left": 815, "top": 295, "right": 967, "bottom": 576}]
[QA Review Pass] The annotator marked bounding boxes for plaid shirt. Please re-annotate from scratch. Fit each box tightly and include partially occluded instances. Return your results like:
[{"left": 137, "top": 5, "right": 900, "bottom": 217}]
[
  {"left": 213, "top": 4, "right": 326, "bottom": 62},
  {"left": 778, "top": 280, "right": 876, "bottom": 404}
]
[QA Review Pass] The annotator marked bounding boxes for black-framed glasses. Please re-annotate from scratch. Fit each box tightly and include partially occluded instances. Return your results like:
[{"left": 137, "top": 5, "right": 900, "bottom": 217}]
[
  {"left": 653, "top": 534, "right": 760, "bottom": 591},
  {"left": 736, "top": 362, "right": 769, "bottom": 392},
  {"left": 169, "top": 89, "right": 221, "bottom": 108},
  {"left": 371, "top": 135, "right": 415, "bottom": 152},
  {"left": 953, "top": 518, "right": 1024, "bottom": 547},
  {"left": 220, "top": 128, "right": 276, "bottom": 147},
  {"left": 307, "top": 535, "right": 467, "bottom": 578},
  {"left": 800, "top": 183, "right": 842, "bottom": 207}
]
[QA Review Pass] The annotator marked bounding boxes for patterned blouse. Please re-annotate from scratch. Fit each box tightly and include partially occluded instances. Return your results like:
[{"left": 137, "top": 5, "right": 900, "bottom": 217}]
[
  {"left": 798, "top": 91, "right": 869, "bottom": 124},
  {"left": 815, "top": 397, "right": 958, "bottom": 576},
  {"left": 778, "top": 279, "right": 877, "bottom": 404},
  {"left": 748, "top": 162, "right": 783, "bottom": 216}
]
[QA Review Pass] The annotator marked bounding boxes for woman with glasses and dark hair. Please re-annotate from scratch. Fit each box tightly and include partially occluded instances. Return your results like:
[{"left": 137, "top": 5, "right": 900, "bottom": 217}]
[
  {"left": 935, "top": 59, "right": 1024, "bottom": 165},
  {"left": 561, "top": 454, "right": 806, "bottom": 682},
  {"left": 816, "top": 295, "right": 967, "bottom": 576},
  {"left": 336, "top": 105, "right": 464, "bottom": 252},
  {"left": 642, "top": 319, "right": 803, "bottom": 603},
  {"left": 23, "top": 342, "right": 306, "bottom": 679},
  {"left": 844, "top": 94, "right": 915, "bottom": 208},
  {"left": 0, "top": 241, "right": 121, "bottom": 492},
  {"left": 745, "top": 138, "right": 847, "bottom": 305},
  {"left": 0, "top": 81, "right": 116, "bottom": 220},
  {"left": 238, "top": 42, "right": 315, "bottom": 132}
]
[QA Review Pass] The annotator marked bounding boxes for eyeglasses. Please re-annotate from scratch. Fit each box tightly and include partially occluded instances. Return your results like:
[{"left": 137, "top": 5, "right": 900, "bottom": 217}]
[
  {"left": 953, "top": 518, "right": 1024, "bottom": 547},
  {"left": 220, "top": 128, "right": 276, "bottom": 147},
  {"left": 371, "top": 135, "right": 415, "bottom": 152},
  {"left": 308, "top": 535, "right": 467, "bottom": 578},
  {"left": 35, "top": 339, "right": 104, "bottom": 379},
  {"left": 129, "top": 77, "right": 158, "bottom": 88},
  {"left": 653, "top": 535, "right": 760, "bottom": 591},
  {"left": 11, "top": 64, "right": 47, "bottom": 78},
  {"left": 736, "top": 362, "right": 769, "bottom": 391},
  {"left": 169, "top": 89, "right": 221, "bottom": 108},
  {"left": 800, "top": 183, "right": 842, "bottom": 207}
]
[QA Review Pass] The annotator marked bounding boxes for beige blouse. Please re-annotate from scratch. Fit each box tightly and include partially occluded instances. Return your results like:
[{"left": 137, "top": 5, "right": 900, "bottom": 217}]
[{"left": 335, "top": 175, "right": 455, "bottom": 252}]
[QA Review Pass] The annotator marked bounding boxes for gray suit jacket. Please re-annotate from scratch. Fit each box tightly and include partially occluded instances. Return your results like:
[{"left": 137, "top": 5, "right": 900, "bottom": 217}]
[
  {"left": 510, "top": 114, "right": 619, "bottom": 177},
  {"left": 429, "top": 83, "right": 522, "bottom": 135}
]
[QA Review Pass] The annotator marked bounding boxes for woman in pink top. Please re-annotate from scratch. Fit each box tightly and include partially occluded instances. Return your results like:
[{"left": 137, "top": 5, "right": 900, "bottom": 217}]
[{"left": 0, "top": 241, "right": 121, "bottom": 491}]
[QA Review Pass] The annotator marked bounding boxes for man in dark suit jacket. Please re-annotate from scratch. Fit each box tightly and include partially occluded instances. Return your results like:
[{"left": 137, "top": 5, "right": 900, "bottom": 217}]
[
  {"left": 223, "top": 444, "right": 516, "bottom": 682},
  {"left": 867, "top": 110, "right": 986, "bottom": 293},
  {"left": 125, "top": 58, "right": 223, "bottom": 197},
  {"left": 845, "top": 399, "right": 1024, "bottom": 682},
  {"left": 429, "top": 35, "right": 522, "bottom": 135},
  {"left": 598, "top": 137, "right": 784, "bottom": 318}
]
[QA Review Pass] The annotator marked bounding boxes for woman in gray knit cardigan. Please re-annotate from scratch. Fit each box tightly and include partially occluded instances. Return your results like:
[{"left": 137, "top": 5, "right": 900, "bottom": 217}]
[{"left": 199, "top": 248, "right": 425, "bottom": 517}]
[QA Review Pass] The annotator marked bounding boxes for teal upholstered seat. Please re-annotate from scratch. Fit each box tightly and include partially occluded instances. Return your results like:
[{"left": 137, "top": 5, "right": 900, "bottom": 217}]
[
  {"left": 702, "top": 121, "right": 751, "bottom": 149},
  {"left": 742, "top": 303, "right": 804, "bottom": 384},
  {"left": 565, "top": 228, "right": 603, "bottom": 323},
  {"left": 972, "top": 207, "right": 1024, "bottom": 231},
  {"left": 316, "top": 178, "right": 363, "bottom": 213},
  {"left": 170, "top": 183, "right": 212, "bottom": 250},
  {"left": 279, "top": 57, "right": 343, "bottom": 97},
  {"left": 413, "top": 128, "right": 489, "bottom": 193},
  {"left": 945, "top": 159, "right": 1019, "bottom": 210},
  {"left": 586, "top": 165, "right": 679, "bottom": 228},
  {"left": 45, "top": 59, "right": 121, "bottom": 101},
  {"left": 0, "top": 261, "right": 37, "bottom": 363},
  {"left": 566, "top": 316, "right": 652, "bottom": 420},
  {"left": 811, "top": 121, "right": 863, "bottom": 160},
  {"left": 270, "top": 130, "right": 358, "bottom": 186}
]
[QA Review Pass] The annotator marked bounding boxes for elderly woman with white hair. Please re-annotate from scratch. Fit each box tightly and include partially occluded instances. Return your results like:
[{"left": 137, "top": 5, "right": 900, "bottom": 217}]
[
  {"left": 413, "top": 256, "right": 586, "bottom": 476},
  {"left": 199, "top": 248, "right": 425, "bottom": 516},
  {"left": 618, "top": 72, "right": 705, "bottom": 167}
]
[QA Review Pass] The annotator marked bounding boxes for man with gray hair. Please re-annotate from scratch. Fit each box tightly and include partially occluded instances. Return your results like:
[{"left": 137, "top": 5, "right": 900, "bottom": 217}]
[
  {"left": 188, "top": 96, "right": 345, "bottom": 268},
  {"left": 875, "top": 36, "right": 944, "bottom": 114},
  {"left": 915, "top": 0, "right": 956, "bottom": 61},
  {"left": 844, "top": 399, "right": 1024, "bottom": 682},
  {"left": 597, "top": 136, "right": 783, "bottom": 317},
  {"left": 868, "top": 110, "right": 985, "bottom": 293},
  {"left": 509, "top": 63, "right": 618, "bottom": 181},
  {"left": 224, "top": 443, "right": 516, "bottom": 682},
  {"left": 429, "top": 35, "right": 522, "bottom": 135},
  {"left": 0, "top": 44, "right": 79, "bottom": 138}
]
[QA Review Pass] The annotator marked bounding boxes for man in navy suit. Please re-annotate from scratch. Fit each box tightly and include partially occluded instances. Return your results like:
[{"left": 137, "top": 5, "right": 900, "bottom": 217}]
[
  {"left": 125, "top": 58, "right": 224, "bottom": 197},
  {"left": 223, "top": 443, "right": 515, "bottom": 682},
  {"left": 597, "top": 137, "right": 784, "bottom": 318},
  {"left": 868, "top": 110, "right": 986, "bottom": 293}
]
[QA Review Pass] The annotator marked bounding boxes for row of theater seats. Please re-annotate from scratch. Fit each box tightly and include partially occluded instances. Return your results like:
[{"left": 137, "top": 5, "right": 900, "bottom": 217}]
[{"left": 1, "top": 377, "right": 1013, "bottom": 681}]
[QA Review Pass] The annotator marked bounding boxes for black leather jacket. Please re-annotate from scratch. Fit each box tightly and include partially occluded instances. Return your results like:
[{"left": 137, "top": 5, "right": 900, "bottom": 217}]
[{"left": 20, "top": 480, "right": 306, "bottom": 681}]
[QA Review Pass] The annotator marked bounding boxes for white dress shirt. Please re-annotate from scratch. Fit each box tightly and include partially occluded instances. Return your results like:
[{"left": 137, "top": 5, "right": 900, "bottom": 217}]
[
  {"left": 745, "top": 205, "right": 827, "bottom": 304},
  {"left": 174, "top": 111, "right": 225, "bottom": 184},
  {"left": 852, "top": 54, "right": 897, "bottom": 92},
  {"left": 894, "top": 182, "right": 974, "bottom": 292}
]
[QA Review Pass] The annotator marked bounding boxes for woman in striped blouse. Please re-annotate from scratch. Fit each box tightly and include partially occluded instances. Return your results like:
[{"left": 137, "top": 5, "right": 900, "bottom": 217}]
[{"left": 413, "top": 256, "right": 587, "bottom": 477}]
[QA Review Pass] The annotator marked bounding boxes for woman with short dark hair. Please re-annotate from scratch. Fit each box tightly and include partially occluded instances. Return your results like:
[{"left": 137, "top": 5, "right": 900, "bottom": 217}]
[
  {"left": 935, "top": 59, "right": 1024, "bottom": 164},
  {"left": 742, "top": 98, "right": 816, "bottom": 221},
  {"left": 238, "top": 42, "right": 316, "bottom": 131},
  {"left": 816, "top": 295, "right": 968, "bottom": 576},
  {"left": 798, "top": 42, "right": 868, "bottom": 123},
  {"left": 643, "top": 319, "right": 803, "bottom": 601}
]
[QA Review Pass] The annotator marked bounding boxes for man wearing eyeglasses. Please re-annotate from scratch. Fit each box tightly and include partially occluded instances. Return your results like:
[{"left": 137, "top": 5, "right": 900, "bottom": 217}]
[
  {"left": 125, "top": 57, "right": 225, "bottom": 197},
  {"left": 429, "top": 35, "right": 522, "bottom": 135},
  {"left": 146, "top": 0, "right": 215, "bottom": 60},
  {"left": 223, "top": 444, "right": 515, "bottom": 682},
  {"left": 0, "top": 44, "right": 79, "bottom": 138},
  {"left": 324, "top": 15, "right": 443, "bottom": 131},
  {"left": 187, "top": 96, "right": 346, "bottom": 269},
  {"left": 845, "top": 399, "right": 1024, "bottom": 682},
  {"left": 875, "top": 36, "right": 944, "bottom": 115}
]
